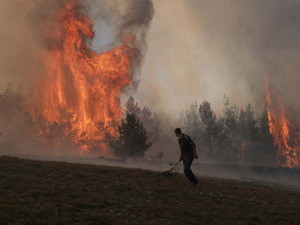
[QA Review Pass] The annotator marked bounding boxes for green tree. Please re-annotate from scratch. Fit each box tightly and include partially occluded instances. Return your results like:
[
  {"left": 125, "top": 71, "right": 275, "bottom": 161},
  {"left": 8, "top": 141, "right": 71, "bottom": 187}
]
[
  {"left": 238, "top": 104, "right": 258, "bottom": 164},
  {"left": 222, "top": 96, "right": 241, "bottom": 163},
  {"left": 199, "top": 101, "right": 217, "bottom": 157},
  {"left": 125, "top": 96, "right": 159, "bottom": 143},
  {"left": 255, "top": 110, "right": 277, "bottom": 166},
  {"left": 184, "top": 102, "right": 202, "bottom": 147},
  {"left": 109, "top": 113, "right": 151, "bottom": 158}
]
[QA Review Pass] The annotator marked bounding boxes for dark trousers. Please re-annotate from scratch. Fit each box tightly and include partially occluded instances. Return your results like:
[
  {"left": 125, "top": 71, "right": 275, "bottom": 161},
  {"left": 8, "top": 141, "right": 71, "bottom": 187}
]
[{"left": 183, "top": 155, "right": 198, "bottom": 184}]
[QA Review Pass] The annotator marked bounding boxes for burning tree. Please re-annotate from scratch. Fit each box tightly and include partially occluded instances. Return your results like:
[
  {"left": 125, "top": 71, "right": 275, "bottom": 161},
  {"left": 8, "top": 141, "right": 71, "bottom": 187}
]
[
  {"left": 29, "top": 0, "right": 134, "bottom": 153},
  {"left": 108, "top": 113, "right": 151, "bottom": 158},
  {"left": 264, "top": 74, "right": 300, "bottom": 168}
]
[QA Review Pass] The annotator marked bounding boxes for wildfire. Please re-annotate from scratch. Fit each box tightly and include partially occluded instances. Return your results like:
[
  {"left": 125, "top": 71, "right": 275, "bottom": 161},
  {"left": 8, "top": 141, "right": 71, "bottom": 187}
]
[
  {"left": 27, "top": 0, "right": 136, "bottom": 153},
  {"left": 264, "top": 74, "right": 300, "bottom": 168}
]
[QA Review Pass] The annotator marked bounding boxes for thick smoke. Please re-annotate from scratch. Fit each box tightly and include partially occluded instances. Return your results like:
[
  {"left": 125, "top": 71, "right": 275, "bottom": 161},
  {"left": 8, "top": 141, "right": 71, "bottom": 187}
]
[
  {"left": 84, "top": 0, "right": 153, "bottom": 48},
  {"left": 137, "top": 0, "right": 300, "bottom": 121},
  {"left": 85, "top": 0, "right": 154, "bottom": 89}
]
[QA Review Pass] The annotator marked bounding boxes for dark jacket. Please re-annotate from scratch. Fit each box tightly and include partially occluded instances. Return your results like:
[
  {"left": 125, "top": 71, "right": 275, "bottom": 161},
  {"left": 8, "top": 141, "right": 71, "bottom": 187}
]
[{"left": 178, "top": 134, "right": 196, "bottom": 157}]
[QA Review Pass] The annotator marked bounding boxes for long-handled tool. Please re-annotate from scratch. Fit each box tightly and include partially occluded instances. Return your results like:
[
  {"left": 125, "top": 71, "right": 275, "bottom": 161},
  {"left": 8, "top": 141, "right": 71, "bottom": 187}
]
[{"left": 162, "top": 160, "right": 181, "bottom": 176}]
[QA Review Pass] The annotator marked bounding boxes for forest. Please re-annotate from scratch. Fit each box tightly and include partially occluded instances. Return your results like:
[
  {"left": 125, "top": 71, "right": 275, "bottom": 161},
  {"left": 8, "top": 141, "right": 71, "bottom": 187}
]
[{"left": 0, "top": 86, "right": 299, "bottom": 168}]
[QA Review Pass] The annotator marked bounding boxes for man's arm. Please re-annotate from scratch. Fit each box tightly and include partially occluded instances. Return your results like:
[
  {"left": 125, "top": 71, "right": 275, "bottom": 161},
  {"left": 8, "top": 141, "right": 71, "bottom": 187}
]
[
  {"left": 192, "top": 147, "right": 198, "bottom": 159},
  {"left": 179, "top": 153, "right": 183, "bottom": 161},
  {"left": 186, "top": 135, "right": 198, "bottom": 159}
]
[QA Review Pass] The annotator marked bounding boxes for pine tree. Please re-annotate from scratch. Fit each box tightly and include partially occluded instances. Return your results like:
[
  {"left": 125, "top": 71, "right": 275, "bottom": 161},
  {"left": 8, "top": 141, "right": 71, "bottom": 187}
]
[
  {"left": 125, "top": 96, "right": 159, "bottom": 143},
  {"left": 126, "top": 96, "right": 141, "bottom": 115},
  {"left": 109, "top": 113, "right": 151, "bottom": 158},
  {"left": 199, "top": 100, "right": 217, "bottom": 158},
  {"left": 222, "top": 96, "right": 241, "bottom": 163},
  {"left": 184, "top": 102, "right": 202, "bottom": 147},
  {"left": 255, "top": 110, "right": 277, "bottom": 166},
  {"left": 238, "top": 104, "right": 258, "bottom": 164}
]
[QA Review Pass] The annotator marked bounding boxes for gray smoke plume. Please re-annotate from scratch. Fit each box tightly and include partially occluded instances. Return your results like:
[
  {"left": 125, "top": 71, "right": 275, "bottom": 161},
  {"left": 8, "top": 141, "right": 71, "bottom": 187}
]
[
  {"left": 84, "top": 0, "right": 154, "bottom": 88},
  {"left": 84, "top": 0, "right": 154, "bottom": 49}
]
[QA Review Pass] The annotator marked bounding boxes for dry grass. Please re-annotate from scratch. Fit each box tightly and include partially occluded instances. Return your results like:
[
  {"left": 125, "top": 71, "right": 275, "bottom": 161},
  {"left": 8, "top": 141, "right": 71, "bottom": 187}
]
[{"left": 0, "top": 156, "right": 299, "bottom": 225}]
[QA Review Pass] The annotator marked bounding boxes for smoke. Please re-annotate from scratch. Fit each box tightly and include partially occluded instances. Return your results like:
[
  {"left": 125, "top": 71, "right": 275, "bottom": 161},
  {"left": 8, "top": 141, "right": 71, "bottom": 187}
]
[
  {"left": 0, "top": 1, "right": 42, "bottom": 94},
  {"left": 136, "top": 0, "right": 300, "bottom": 121},
  {"left": 85, "top": 0, "right": 154, "bottom": 88}
]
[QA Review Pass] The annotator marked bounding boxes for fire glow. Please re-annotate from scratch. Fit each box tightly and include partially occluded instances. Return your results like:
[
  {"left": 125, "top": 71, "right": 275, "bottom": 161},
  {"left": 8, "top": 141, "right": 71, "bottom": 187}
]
[
  {"left": 28, "top": 0, "right": 136, "bottom": 153},
  {"left": 264, "top": 75, "right": 300, "bottom": 168}
]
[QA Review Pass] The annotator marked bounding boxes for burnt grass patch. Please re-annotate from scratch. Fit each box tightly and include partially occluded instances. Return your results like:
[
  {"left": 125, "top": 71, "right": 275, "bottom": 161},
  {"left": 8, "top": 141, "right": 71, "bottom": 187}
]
[{"left": 0, "top": 156, "right": 299, "bottom": 225}]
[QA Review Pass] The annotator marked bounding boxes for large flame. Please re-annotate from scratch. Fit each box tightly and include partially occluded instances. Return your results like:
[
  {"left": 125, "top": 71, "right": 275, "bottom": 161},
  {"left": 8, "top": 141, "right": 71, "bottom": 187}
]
[
  {"left": 28, "top": 0, "right": 136, "bottom": 153},
  {"left": 264, "top": 74, "right": 300, "bottom": 168}
]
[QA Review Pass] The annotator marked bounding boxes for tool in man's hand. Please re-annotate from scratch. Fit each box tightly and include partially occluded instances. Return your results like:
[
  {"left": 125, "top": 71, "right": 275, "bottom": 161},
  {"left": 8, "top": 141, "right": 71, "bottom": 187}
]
[{"left": 162, "top": 160, "right": 181, "bottom": 176}]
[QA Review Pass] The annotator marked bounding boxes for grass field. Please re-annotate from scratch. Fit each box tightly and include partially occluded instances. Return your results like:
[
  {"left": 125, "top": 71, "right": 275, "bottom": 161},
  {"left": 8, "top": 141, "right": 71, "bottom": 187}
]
[{"left": 0, "top": 156, "right": 299, "bottom": 225}]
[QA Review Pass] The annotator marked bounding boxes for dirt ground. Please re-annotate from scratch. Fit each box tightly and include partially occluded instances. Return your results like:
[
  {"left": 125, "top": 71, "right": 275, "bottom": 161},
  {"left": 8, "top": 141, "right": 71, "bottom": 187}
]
[{"left": 0, "top": 156, "right": 299, "bottom": 225}]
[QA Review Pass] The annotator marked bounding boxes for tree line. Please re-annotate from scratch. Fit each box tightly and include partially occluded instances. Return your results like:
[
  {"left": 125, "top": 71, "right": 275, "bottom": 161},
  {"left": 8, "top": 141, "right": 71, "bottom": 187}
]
[
  {"left": 182, "top": 96, "right": 278, "bottom": 166},
  {"left": 111, "top": 95, "right": 300, "bottom": 167},
  {"left": 1, "top": 86, "right": 299, "bottom": 166}
]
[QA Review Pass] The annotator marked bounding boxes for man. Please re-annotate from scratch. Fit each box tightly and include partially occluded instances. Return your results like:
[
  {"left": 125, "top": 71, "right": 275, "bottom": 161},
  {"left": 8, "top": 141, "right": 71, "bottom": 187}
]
[{"left": 175, "top": 128, "right": 198, "bottom": 186}]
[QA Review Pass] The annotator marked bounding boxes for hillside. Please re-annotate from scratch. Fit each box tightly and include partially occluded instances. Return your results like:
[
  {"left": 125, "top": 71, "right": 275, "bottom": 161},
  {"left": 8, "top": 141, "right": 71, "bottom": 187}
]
[{"left": 0, "top": 156, "right": 299, "bottom": 225}]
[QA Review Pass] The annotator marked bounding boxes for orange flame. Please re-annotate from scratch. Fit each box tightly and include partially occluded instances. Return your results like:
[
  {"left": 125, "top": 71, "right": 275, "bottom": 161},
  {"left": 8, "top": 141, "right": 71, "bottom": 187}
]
[
  {"left": 264, "top": 74, "right": 300, "bottom": 168},
  {"left": 28, "top": 0, "right": 136, "bottom": 153}
]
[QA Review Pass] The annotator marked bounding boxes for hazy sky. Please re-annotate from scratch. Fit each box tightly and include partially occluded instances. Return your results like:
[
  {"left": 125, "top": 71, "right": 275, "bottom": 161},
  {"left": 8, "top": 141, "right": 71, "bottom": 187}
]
[{"left": 131, "top": 0, "right": 300, "bottom": 119}]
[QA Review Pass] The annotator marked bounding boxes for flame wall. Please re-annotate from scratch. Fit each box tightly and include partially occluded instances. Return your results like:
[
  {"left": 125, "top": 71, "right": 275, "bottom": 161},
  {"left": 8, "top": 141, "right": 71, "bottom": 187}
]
[
  {"left": 0, "top": 0, "right": 153, "bottom": 154},
  {"left": 264, "top": 75, "right": 300, "bottom": 168}
]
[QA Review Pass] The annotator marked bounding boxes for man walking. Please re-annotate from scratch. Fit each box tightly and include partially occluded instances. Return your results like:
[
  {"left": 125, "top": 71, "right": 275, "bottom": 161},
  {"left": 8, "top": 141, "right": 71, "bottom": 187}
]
[{"left": 175, "top": 128, "right": 198, "bottom": 186}]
